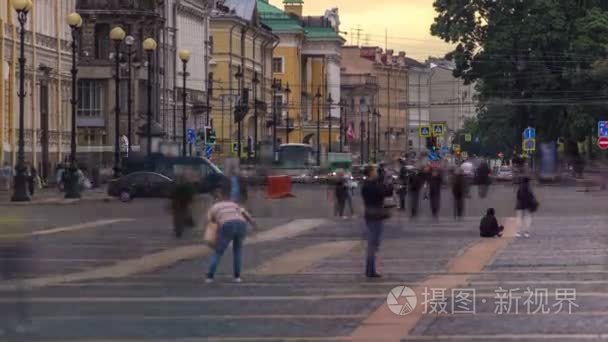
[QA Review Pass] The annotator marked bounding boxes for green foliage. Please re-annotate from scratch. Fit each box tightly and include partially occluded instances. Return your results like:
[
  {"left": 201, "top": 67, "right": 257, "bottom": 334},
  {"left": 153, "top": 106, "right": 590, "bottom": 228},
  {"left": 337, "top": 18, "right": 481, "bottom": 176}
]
[{"left": 431, "top": 0, "right": 608, "bottom": 154}]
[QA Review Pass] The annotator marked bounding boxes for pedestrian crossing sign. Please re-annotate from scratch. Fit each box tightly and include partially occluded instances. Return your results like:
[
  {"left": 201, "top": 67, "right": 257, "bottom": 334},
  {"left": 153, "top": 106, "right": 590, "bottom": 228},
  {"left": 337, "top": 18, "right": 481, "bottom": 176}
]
[
  {"left": 432, "top": 123, "right": 445, "bottom": 137},
  {"left": 464, "top": 134, "right": 472, "bottom": 142},
  {"left": 419, "top": 125, "right": 431, "bottom": 138},
  {"left": 523, "top": 138, "right": 536, "bottom": 152},
  {"left": 452, "top": 144, "right": 461, "bottom": 152}
]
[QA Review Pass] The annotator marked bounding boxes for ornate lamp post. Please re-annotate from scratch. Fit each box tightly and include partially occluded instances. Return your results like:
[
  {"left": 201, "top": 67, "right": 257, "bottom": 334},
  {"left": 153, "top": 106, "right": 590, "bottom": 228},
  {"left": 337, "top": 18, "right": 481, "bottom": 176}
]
[
  {"left": 284, "top": 83, "right": 291, "bottom": 144},
  {"left": 109, "top": 26, "right": 126, "bottom": 177},
  {"left": 178, "top": 49, "right": 191, "bottom": 156},
  {"left": 271, "top": 78, "right": 281, "bottom": 159},
  {"left": 252, "top": 72, "right": 259, "bottom": 158},
  {"left": 124, "top": 35, "right": 135, "bottom": 154},
  {"left": 315, "top": 88, "right": 322, "bottom": 166},
  {"left": 11, "top": 0, "right": 33, "bottom": 202},
  {"left": 327, "top": 93, "right": 334, "bottom": 153},
  {"left": 65, "top": 12, "right": 83, "bottom": 199},
  {"left": 143, "top": 38, "right": 158, "bottom": 156},
  {"left": 338, "top": 99, "right": 345, "bottom": 153}
]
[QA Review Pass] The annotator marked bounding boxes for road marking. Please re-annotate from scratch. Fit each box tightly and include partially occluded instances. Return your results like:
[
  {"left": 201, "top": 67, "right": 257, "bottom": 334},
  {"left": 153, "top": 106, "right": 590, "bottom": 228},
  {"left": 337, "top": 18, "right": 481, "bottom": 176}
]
[
  {"left": 0, "top": 219, "right": 328, "bottom": 290},
  {"left": 0, "top": 219, "right": 134, "bottom": 239},
  {"left": 34, "top": 314, "right": 368, "bottom": 320},
  {"left": 255, "top": 240, "right": 361, "bottom": 275},
  {"left": 351, "top": 217, "right": 519, "bottom": 341},
  {"left": 400, "top": 334, "right": 608, "bottom": 340},
  {"left": 0, "top": 294, "right": 384, "bottom": 303}
]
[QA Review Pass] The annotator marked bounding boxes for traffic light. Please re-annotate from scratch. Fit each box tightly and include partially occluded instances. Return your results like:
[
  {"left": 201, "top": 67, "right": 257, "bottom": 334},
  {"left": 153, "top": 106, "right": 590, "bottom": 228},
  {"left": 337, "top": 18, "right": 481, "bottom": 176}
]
[{"left": 205, "top": 126, "right": 216, "bottom": 145}]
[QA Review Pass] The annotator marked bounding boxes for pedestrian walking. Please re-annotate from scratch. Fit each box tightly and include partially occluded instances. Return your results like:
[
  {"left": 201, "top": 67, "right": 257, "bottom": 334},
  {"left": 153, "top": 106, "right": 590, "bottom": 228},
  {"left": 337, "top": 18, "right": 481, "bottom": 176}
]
[
  {"left": 55, "top": 163, "right": 65, "bottom": 192},
  {"left": 451, "top": 168, "right": 466, "bottom": 219},
  {"left": 408, "top": 169, "right": 423, "bottom": 218},
  {"left": 515, "top": 177, "right": 538, "bottom": 238},
  {"left": 170, "top": 176, "right": 197, "bottom": 238},
  {"left": 334, "top": 174, "right": 349, "bottom": 218},
  {"left": 398, "top": 159, "right": 409, "bottom": 211},
  {"left": 345, "top": 174, "right": 356, "bottom": 217},
  {"left": 476, "top": 160, "right": 491, "bottom": 198},
  {"left": 25, "top": 166, "right": 35, "bottom": 197},
  {"left": 205, "top": 186, "right": 256, "bottom": 283},
  {"left": 361, "top": 165, "right": 391, "bottom": 278},
  {"left": 479, "top": 208, "right": 504, "bottom": 238},
  {"left": 429, "top": 168, "right": 443, "bottom": 219}
]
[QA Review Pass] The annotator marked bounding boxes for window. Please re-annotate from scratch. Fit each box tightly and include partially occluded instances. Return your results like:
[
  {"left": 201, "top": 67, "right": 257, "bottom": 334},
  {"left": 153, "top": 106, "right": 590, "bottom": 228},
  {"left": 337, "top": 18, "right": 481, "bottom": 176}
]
[
  {"left": 78, "top": 80, "right": 104, "bottom": 117},
  {"left": 94, "top": 24, "right": 110, "bottom": 59},
  {"left": 272, "top": 57, "right": 284, "bottom": 73}
]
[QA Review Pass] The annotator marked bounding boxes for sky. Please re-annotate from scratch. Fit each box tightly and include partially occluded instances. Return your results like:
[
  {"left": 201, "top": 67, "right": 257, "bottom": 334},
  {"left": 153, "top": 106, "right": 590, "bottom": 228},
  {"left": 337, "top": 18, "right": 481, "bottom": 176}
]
[{"left": 268, "top": 0, "right": 453, "bottom": 61}]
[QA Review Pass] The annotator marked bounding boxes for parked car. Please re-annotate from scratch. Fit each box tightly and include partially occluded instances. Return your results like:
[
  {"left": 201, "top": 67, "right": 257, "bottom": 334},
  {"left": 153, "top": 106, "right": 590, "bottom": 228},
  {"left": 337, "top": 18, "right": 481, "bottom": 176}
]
[
  {"left": 108, "top": 172, "right": 175, "bottom": 202},
  {"left": 494, "top": 166, "right": 514, "bottom": 182}
]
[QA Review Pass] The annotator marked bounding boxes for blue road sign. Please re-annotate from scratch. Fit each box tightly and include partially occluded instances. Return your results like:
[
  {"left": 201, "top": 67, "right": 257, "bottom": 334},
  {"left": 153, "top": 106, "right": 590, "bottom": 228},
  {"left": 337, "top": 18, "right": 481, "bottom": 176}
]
[
  {"left": 186, "top": 128, "right": 197, "bottom": 144},
  {"left": 598, "top": 121, "right": 608, "bottom": 137},
  {"left": 523, "top": 127, "right": 536, "bottom": 140},
  {"left": 204, "top": 144, "right": 214, "bottom": 158},
  {"left": 428, "top": 151, "right": 441, "bottom": 161}
]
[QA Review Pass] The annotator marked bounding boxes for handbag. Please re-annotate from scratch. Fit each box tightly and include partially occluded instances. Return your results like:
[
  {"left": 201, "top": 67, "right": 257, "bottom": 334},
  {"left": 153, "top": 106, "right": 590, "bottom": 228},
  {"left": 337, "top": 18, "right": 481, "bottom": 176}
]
[{"left": 203, "top": 222, "right": 219, "bottom": 248}]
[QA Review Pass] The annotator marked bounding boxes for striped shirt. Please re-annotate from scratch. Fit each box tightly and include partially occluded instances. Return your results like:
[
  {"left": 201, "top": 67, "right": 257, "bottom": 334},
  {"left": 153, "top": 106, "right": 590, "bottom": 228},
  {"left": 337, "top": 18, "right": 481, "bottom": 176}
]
[{"left": 207, "top": 201, "right": 245, "bottom": 226}]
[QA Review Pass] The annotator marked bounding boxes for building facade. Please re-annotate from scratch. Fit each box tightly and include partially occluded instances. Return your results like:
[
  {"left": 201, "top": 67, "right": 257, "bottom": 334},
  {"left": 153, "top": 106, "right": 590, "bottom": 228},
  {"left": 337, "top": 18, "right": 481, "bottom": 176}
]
[
  {"left": 406, "top": 58, "right": 431, "bottom": 155},
  {"left": 209, "top": 0, "right": 277, "bottom": 158},
  {"left": 1, "top": 0, "right": 76, "bottom": 181},
  {"left": 258, "top": 0, "right": 345, "bottom": 152},
  {"left": 341, "top": 46, "right": 409, "bottom": 160},
  {"left": 428, "top": 58, "right": 476, "bottom": 147}
]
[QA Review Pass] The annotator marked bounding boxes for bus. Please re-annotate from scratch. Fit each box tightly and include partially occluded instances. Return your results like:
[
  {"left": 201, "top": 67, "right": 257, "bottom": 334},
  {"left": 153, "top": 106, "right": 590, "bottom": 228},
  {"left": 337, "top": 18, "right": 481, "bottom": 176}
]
[{"left": 277, "top": 144, "right": 315, "bottom": 169}]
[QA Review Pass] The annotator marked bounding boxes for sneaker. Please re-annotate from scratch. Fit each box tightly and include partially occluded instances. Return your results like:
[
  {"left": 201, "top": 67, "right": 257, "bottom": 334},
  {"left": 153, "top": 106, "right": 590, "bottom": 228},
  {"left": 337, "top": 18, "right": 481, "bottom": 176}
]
[
  {"left": 515, "top": 232, "right": 522, "bottom": 238},
  {"left": 341, "top": 216, "right": 348, "bottom": 220},
  {"left": 234, "top": 277, "right": 242, "bottom": 283},
  {"left": 366, "top": 273, "right": 382, "bottom": 278},
  {"left": 205, "top": 278, "right": 214, "bottom": 284},
  {"left": 523, "top": 232, "right": 530, "bottom": 238}
]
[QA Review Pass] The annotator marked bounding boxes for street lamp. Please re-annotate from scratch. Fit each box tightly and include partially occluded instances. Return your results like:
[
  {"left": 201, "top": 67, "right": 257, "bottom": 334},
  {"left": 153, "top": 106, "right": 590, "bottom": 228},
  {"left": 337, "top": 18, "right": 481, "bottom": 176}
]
[
  {"left": 143, "top": 38, "right": 158, "bottom": 156},
  {"left": 11, "top": 0, "right": 33, "bottom": 202},
  {"left": 285, "top": 83, "right": 291, "bottom": 144},
  {"left": 271, "top": 78, "right": 281, "bottom": 158},
  {"left": 235, "top": 67, "right": 244, "bottom": 159},
  {"left": 178, "top": 49, "right": 191, "bottom": 157},
  {"left": 315, "top": 88, "right": 322, "bottom": 166},
  {"left": 367, "top": 109, "right": 371, "bottom": 163},
  {"left": 252, "top": 72, "right": 259, "bottom": 158},
  {"left": 65, "top": 11, "right": 83, "bottom": 199},
  {"left": 373, "top": 109, "right": 380, "bottom": 163},
  {"left": 110, "top": 26, "right": 126, "bottom": 177},
  {"left": 124, "top": 35, "right": 135, "bottom": 154},
  {"left": 327, "top": 93, "right": 334, "bottom": 153}
]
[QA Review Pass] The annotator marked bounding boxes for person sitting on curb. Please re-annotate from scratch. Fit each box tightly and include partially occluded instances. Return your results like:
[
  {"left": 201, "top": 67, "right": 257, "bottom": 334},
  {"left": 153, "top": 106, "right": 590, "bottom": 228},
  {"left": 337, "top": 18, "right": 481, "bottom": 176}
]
[{"left": 479, "top": 208, "right": 504, "bottom": 238}]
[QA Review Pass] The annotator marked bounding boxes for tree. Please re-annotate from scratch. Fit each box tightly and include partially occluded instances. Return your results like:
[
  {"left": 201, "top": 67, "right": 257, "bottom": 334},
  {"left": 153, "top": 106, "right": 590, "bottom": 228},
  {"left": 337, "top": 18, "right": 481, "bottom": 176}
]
[{"left": 431, "top": 0, "right": 608, "bottom": 157}]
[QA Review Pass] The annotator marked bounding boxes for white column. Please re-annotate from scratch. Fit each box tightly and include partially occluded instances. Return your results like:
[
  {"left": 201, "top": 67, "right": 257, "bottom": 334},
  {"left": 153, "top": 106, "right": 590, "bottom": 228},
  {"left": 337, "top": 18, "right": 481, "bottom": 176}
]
[{"left": 327, "top": 56, "right": 340, "bottom": 118}]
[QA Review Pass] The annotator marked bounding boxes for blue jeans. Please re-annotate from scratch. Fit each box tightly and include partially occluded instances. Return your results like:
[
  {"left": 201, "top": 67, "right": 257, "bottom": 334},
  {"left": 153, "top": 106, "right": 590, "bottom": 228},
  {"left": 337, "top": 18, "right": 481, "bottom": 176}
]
[
  {"left": 207, "top": 220, "right": 247, "bottom": 279},
  {"left": 365, "top": 219, "right": 383, "bottom": 276}
]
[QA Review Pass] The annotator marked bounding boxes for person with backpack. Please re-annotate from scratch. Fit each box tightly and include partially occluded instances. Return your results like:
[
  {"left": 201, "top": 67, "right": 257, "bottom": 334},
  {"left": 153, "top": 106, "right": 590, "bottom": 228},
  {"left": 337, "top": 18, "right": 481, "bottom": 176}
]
[
  {"left": 334, "top": 173, "right": 349, "bottom": 218},
  {"left": 515, "top": 177, "right": 538, "bottom": 238}
]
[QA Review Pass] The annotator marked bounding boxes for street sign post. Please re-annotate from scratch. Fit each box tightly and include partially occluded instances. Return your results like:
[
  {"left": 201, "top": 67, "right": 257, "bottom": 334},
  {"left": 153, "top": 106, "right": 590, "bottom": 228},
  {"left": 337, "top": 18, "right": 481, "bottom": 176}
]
[
  {"left": 186, "top": 128, "right": 197, "bottom": 144},
  {"left": 598, "top": 136, "right": 608, "bottom": 150},
  {"left": 523, "top": 127, "right": 536, "bottom": 140},
  {"left": 432, "top": 123, "right": 445, "bottom": 137},
  {"left": 419, "top": 126, "right": 431, "bottom": 138},
  {"left": 598, "top": 121, "right": 608, "bottom": 138},
  {"left": 523, "top": 138, "right": 536, "bottom": 152}
]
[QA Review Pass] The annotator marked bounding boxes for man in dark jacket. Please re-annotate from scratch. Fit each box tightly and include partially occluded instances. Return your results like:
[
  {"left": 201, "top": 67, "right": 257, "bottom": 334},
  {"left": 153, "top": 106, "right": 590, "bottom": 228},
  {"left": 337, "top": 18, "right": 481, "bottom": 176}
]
[
  {"left": 451, "top": 168, "right": 466, "bottom": 219},
  {"left": 361, "top": 165, "right": 390, "bottom": 278},
  {"left": 428, "top": 168, "right": 443, "bottom": 219},
  {"left": 480, "top": 208, "right": 504, "bottom": 237},
  {"left": 334, "top": 176, "right": 349, "bottom": 218},
  {"left": 515, "top": 177, "right": 537, "bottom": 238},
  {"left": 408, "top": 170, "right": 423, "bottom": 218},
  {"left": 398, "top": 161, "right": 409, "bottom": 211},
  {"left": 476, "top": 160, "right": 491, "bottom": 198}
]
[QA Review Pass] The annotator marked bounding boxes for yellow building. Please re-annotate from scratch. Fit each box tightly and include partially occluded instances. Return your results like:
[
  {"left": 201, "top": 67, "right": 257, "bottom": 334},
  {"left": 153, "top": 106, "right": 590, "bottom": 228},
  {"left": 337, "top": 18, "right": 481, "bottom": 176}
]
[
  {"left": 1, "top": 0, "right": 76, "bottom": 180},
  {"left": 209, "top": 0, "right": 277, "bottom": 158},
  {"left": 258, "top": 0, "right": 345, "bottom": 152}
]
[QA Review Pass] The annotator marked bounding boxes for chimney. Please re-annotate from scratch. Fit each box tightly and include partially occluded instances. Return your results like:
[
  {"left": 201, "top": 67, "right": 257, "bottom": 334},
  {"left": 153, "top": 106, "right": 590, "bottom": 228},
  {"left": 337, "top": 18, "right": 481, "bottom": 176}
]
[
  {"left": 283, "top": 0, "right": 303, "bottom": 17},
  {"left": 375, "top": 48, "right": 383, "bottom": 64},
  {"left": 398, "top": 51, "right": 406, "bottom": 67}
]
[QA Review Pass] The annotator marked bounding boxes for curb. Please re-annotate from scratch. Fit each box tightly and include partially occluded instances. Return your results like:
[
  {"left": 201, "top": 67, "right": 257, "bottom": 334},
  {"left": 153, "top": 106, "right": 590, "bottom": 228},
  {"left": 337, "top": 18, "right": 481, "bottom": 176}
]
[{"left": 0, "top": 195, "right": 114, "bottom": 206}]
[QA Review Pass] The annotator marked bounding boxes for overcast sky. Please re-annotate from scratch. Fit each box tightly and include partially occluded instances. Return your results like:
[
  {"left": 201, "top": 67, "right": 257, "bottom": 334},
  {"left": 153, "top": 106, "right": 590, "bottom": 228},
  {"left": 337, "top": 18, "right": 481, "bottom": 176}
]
[{"left": 268, "top": 0, "right": 453, "bottom": 61}]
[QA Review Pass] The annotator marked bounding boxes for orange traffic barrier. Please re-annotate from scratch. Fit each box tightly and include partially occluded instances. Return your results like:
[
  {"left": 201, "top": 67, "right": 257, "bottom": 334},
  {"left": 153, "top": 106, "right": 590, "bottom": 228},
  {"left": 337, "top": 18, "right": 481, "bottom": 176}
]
[{"left": 266, "top": 175, "right": 294, "bottom": 199}]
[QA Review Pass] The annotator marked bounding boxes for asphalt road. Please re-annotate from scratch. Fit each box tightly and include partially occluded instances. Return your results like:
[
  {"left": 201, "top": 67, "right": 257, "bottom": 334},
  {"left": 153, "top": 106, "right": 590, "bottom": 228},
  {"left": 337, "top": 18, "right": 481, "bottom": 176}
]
[{"left": 0, "top": 185, "right": 606, "bottom": 340}]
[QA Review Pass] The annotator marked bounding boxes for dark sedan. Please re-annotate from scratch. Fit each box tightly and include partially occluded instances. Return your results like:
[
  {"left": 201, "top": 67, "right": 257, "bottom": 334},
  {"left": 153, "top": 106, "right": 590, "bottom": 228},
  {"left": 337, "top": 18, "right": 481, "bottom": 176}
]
[{"left": 108, "top": 172, "right": 175, "bottom": 202}]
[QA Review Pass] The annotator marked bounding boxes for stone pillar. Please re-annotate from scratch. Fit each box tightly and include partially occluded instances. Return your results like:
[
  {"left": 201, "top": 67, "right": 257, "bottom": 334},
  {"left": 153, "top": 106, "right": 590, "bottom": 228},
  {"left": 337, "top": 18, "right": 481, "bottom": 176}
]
[{"left": 327, "top": 56, "right": 340, "bottom": 119}]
